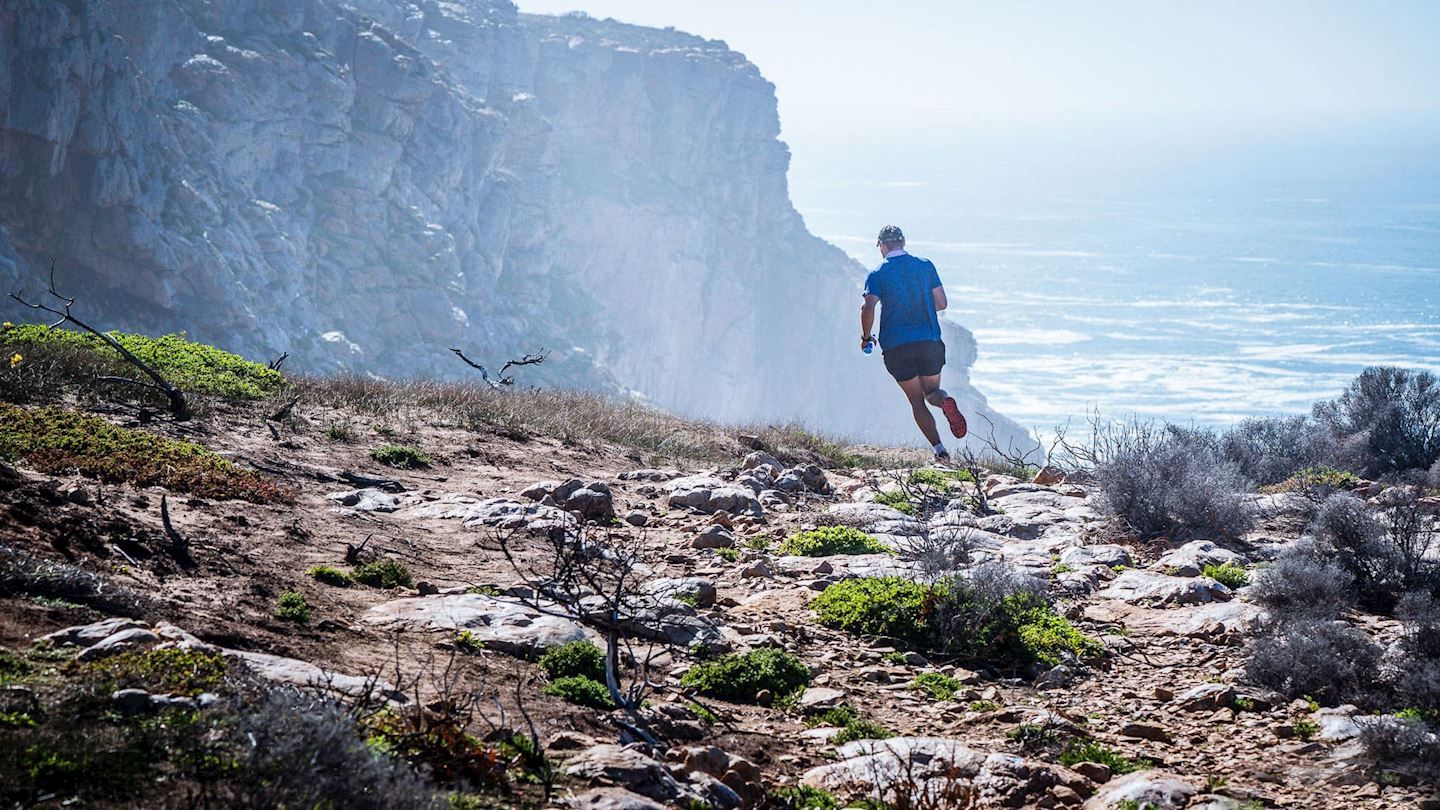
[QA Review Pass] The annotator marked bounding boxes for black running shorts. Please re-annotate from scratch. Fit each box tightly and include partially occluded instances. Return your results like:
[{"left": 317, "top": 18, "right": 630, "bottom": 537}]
[{"left": 882, "top": 339, "right": 945, "bottom": 382}]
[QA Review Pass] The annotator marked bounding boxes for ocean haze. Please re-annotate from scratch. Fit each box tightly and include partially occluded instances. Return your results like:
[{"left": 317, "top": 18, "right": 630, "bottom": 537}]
[{"left": 797, "top": 124, "right": 1440, "bottom": 433}]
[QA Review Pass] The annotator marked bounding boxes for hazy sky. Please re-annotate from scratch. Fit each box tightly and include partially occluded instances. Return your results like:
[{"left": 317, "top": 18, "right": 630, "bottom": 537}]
[{"left": 516, "top": 0, "right": 1440, "bottom": 151}]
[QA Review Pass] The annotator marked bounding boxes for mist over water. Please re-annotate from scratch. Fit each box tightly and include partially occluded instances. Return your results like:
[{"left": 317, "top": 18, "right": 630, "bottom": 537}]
[{"left": 792, "top": 126, "right": 1440, "bottom": 435}]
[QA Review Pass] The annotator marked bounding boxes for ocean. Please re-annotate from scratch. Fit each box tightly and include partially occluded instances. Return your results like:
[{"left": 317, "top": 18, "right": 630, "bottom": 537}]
[{"left": 789, "top": 127, "right": 1440, "bottom": 436}]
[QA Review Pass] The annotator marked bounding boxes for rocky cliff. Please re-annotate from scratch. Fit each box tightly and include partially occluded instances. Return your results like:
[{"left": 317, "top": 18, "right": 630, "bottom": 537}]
[{"left": 0, "top": 0, "right": 1029, "bottom": 448}]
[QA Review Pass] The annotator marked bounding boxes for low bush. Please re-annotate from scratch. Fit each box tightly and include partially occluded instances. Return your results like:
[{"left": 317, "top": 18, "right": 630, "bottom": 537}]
[
  {"left": 80, "top": 647, "right": 229, "bottom": 697},
  {"left": 1203, "top": 562, "right": 1250, "bottom": 589},
  {"left": 911, "top": 672, "right": 963, "bottom": 701},
  {"left": 810, "top": 577, "right": 934, "bottom": 648},
  {"left": 1356, "top": 716, "right": 1440, "bottom": 768},
  {"left": 1393, "top": 593, "right": 1440, "bottom": 712},
  {"left": 351, "top": 560, "right": 414, "bottom": 590},
  {"left": 779, "top": 526, "right": 890, "bottom": 557},
  {"left": 1307, "top": 492, "right": 1420, "bottom": 614},
  {"left": 873, "top": 489, "right": 916, "bottom": 515},
  {"left": 1093, "top": 427, "right": 1254, "bottom": 541},
  {"left": 770, "top": 785, "right": 839, "bottom": 810},
  {"left": 1058, "top": 739, "right": 1152, "bottom": 775},
  {"left": 1244, "top": 619, "right": 1383, "bottom": 706},
  {"left": 306, "top": 566, "right": 353, "bottom": 587},
  {"left": 831, "top": 717, "right": 894, "bottom": 745},
  {"left": 0, "top": 324, "right": 284, "bottom": 402},
  {"left": 1219, "top": 416, "right": 1338, "bottom": 486},
  {"left": 1262, "top": 465, "right": 1362, "bottom": 495},
  {"left": 371, "top": 444, "right": 430, "bottom": 469},
  {"left": 1248, "top": 544, "right": 1354, "bottom": 619},
  {"left": 680, "top": 648, "right": 810, "bottom": 704},
  {"left": 276, "top": 592, "right": 310, "bottom": 623},
  {"left": 0, "top": 404, "right": 288, "bottom": 502},
  {"left": 907, "top": 468, "right": 974, "bottom": 488},
  {"left": 1313, "top": 366, "right": 1440, "bottom": 479},
  {"left": 538, "top": 641, "right": 606, "bottom": 683},
  {"left": 541, "top": 676, "right": 615, "bottom": 710}
]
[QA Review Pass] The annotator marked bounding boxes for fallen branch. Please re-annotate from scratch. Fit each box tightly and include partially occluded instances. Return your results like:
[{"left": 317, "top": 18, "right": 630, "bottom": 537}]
[
  {"left": 160, "top": 495, "right": 186, "bottom": 550},
  {"left": 339, "top": 471, "right": 406, "bottom": 492},
  {"left": 449, "top": 346, "right": 549, "bottom": 388},
  {"left": 267, "top": 396, "right": 299, "bottom": 422},
  {"left": 267, "top": 352, "right": 289, "bottom": 371},
  {"left": 10, "top": 261, "right": 190, "bottom": 420}
]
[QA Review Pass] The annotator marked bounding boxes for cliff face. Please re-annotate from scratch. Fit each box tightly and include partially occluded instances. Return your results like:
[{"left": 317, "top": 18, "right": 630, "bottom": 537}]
[{"left": 0, "top": 0, "right": 1030, "bottom": 448}]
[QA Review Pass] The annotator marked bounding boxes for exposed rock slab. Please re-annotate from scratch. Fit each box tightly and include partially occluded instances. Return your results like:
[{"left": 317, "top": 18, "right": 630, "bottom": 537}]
[
  {"left": 365, "top": 594, "right": 588, "bottom": 655},
  {"left": 1096, "top": 569, "right": 1232, "bottom": 606}
]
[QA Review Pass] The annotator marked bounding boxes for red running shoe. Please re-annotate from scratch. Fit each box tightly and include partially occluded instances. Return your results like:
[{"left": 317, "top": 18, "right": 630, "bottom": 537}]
[{"left": 941, "top": 397, "right": 968, "bottom": 439}]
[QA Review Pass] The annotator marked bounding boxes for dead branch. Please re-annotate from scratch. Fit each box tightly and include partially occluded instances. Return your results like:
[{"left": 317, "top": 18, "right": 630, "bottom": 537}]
[
  {"left": 267, "top": 396, "right": 299, "bottom": 422},
  {"left": 160, "top": 495, "right": 186, "bottom": 550},
  {"left": 10, "top": 261, "right": 190, "bottom": 420},
  {"left": 267, "top": 352, "right": 289, "bottom": 371},
  {"left": 450, "top": 346, "right": 549, "bottom": 388},
  {"left": 338, "top": 471, "right": 407, "bottom": 492}
]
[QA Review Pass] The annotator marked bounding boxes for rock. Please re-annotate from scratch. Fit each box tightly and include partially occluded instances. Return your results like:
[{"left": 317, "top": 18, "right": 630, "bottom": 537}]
[
  {"left": 228, "top": 649, "right": 406, "bottom": 702},
  {"left": 666, "top": 476, "right": 762, "bottom": 516},
  {"left": 1118, "top": 721, "right": 1172, "bottom": 743},
  {"left": 77, "top": 627, "right": 161, "bottom": 661},
  {"left": 326, "top": 487, "right": 403, "bottom": 512},
  {"left": 692, "top": 525, "right": 735, "bottom": 549},
  {"left": 643, "top": 577, "right": 716, "bottom": 608},
  {"left": 1070, "top": 762, "right": 1111, "bottom": 783},
  {"left": 798, "top": 687, "right": 846, "bottom": 710},
  {"left": 678, "top": 746, "right": 765, "bottom": 806},
  {"left": 1082, "top": 599, "right": 1262, "bottom": 640},
  {"left": 741, "top": 452, "right": 783, "bottom": 478},
  {"left": 43, "top": 617, "right": 146, "bottom": 648},
  {"left": 1081, "top": 770, "right": 1197, "bottom": 809},
  {"left": 1315, "top": 706, "right": 1362, "bottom": 740},
  {"left": 1059, "top": 545, "right": 1132, "bottom": 569},
  {"left": 365, "top": 594, "right": 589, "bottom": 656},
  {"left": 1034, "top": 665, "right": 1074, "bottom": 690},
  {"left": 112, "top": 688, "right": 152, "bottom": 713},
  {"left": 620, "top": 469, "right": 681, "bottom": 482},
  {"left": 565, "top": 744, "right": 739, "bottom": 808},
  {"left": 563, "top": 482, "right": 616, "bottom": 521},
  {"left": 623, "top": 510, "right": 649, "bottom": 527},
  {"left": 1033, "top": 466, "right": 1066, "bottom": 486},
  {"left": 520, "top": 480, "right": 562, "bottom": 500},
  {"left": 775, "top": 464, "right": 831, "bottom": 494},
  {"left": 1174, "top": 682, "right": 1236, "bottom": 712},
  {"left": 740, "top": 559, "right": 773, "bottom": 578},
  {"left": 1096, "top": 569, "right": 1232, "bottom": 606},
  {"left": 547, "top": 731, "right": 596, "bottom": 751},
  {"left": 804, "top": 738, "right": 1092, "bottom": 807},
  {"left": 408, "top": 496, "right": 576, "bottom": 532},
  {"left": 568, "top": 788, "right": 668, "bottom": 810},
  {"left": 826, "top": 502, "right": 923, "bottom": 535},
  {"left": 1153, "top": 540, "right": 1248, "bottom": 577}
]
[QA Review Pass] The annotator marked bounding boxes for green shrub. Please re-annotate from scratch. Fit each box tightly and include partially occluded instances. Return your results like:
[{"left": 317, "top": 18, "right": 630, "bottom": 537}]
[
  {"left": 0, "top": 404, "right": 289, "bottom": 502},
  {"left": 907, "top": 468, "right": 974, "bottom": 488},
  {"left": 770, "top": 785, "right": 839, "bottom": 810},
  {"left": 541, "top": 676, "right": 615, "bottom": 710},
  {"left": 1292, "top": 716, "right": 1319, "bottom": 740},
  {"left": 873, "top": 489, "right": 916, "bottom": 515},
  {"left": 1013, "top": 603, "right": 1105, "bottom": 666},
  {"left": 80, "top": 647, "right": 228, "bottom": 696},
  {"left": 968, "top": 700, "right": 1002, "bottom": 712},
  {"left": 680, "top": 648, "right": 810, "bottom": 704},
  {"left": 779, "top": 526, "right": 891, "bottom": 557},
  {"left": 1, "top": 324, "right": 284, "bottom": 399},
  {"left": 350, "top": 560, "right": 413, "bottom": 589},
  {"left": 453, "top": 631, "right": 484, "bottom": 654},
  {"left": 276, "top": 592, "right": 310, "bottom": 623},
  {"left": 306, "top": 566, "right": 353, "bottom": 587},
  {"left": 716, "top": 547, "right": 739, "bottom": 562},
  {"left": 371, "top": 444, "right": 429, "bottom": 468},
  {"left": 1264, "top": 465, "right": 1363, "bottom": 494},
  {"left": 539, "top": 641, "right": 606, "bottom": 682},
  {"left": 1204, "top": 562, "right": 1250, "bottom": 589},
  {"left": 911, "top": 672, "right": 963, "bottom": 701},
  {"left": 831, "top": 717, "right": 894, "bottom": 745},
  {"left": 811, "top": 577, "right": 933, "bottom": 648},
  {"left": 1058, "top": 739, "right": 1152, "bottom": 775}
]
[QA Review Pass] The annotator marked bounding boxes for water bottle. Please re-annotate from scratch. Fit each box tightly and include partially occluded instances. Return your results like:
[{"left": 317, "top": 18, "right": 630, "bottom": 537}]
[{"left": 862, "top": 339, "right": 874, "bottom": 355}]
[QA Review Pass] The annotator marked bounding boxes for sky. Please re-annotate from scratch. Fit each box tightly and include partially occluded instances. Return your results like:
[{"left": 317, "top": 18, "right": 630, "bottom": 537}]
[{"left": 514, "top": 1, "right": 1440, "bottom": 155}]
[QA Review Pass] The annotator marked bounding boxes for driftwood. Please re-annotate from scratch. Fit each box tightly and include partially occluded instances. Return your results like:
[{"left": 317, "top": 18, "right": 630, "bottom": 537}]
[{"left": 449, "top": 347, "right": 549, "bottom": 388}]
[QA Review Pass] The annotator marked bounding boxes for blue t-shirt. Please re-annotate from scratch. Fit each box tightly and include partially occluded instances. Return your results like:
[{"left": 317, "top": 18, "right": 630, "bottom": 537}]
[{"left": 863, "top": 253, "right": 943, "bottom": 349}]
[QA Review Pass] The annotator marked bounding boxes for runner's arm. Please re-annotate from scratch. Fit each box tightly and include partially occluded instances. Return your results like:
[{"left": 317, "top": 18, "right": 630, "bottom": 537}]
[
  {"left": 860, "top": 294, "right": 879, "bottom": 347},
  {"left": 933, "top": 286, "right": 948, "bottom": 311}
]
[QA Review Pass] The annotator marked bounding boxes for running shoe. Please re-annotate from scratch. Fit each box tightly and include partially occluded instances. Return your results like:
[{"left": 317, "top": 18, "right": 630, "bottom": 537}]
[
  {"left": 941, "top": 397, "right": 968, "bottom": 439},
  {"left": 934, "top": 449, "right": 952, "bottom": 465}
]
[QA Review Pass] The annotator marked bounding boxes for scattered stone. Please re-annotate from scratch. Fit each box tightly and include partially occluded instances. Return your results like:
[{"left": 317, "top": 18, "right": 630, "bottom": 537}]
[
  {"left": 643, "top": 577, "right": 716, "bottom": 608},
  {"left": 740, "top": 559, "right": 773, "bottom": 578},
  {"left": 1059, "top": 544, "right": 1132, "bottom": 569},
  {"left": 741, "top": 452, "right": 783, "bottom": 479},
  {"left": 327, "top": 487, "right": 404, "bottom": 512},
  {"left": 1118, "top": 721, "right": 1172, "bottom": 743},
  {"left": 112, "top": 688, "right": 153, "bottom": 713},
  {"left": 228, "top": 649, "right": 405, "bottom": 702},
  {"left": 623, "top": 510, "right": 649, "bottom": 527},
  {"left": 565, "top": 744, "right": 739, "bottom": 808},
  {"left": 1070, "top": 762, "right": 1111, "bottom": 784},
  {"left": 568, "top": 788, "right": 668, "bottom": 810},
  {"left": 1174, "top": 682, "right": 1236, "bottom": 712},
  {"left": 409, "top": 495, "right": 576, "bottom": 531},
  {"left": 1033, "top": 466, "right": 1066, "bottom": 486},
  {"left": 1034, "top": 664, "right": 1075, "bottom": 690},
  {"left": 798, "top": 687, "right": 846, "bottom": 710},
  {"left": 620, "top": 469, "right": 681, "bottom": 482}
]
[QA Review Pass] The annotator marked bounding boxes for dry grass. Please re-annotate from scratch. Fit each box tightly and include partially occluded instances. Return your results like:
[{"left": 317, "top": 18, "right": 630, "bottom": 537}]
[{"left": 286, "top": 375, "right": 905, "bottom": 469}]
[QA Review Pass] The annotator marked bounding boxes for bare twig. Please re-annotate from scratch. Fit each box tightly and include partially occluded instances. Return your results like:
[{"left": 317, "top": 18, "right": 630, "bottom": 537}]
[
  {"left": 267, "top": 352, "right": 289, "bottom": 371},
  {"left": 10, "top": 261, "right": 190, "bottom": 420},
  {"left": 450, "top": 346, "right": 549, "bottom": 388}
]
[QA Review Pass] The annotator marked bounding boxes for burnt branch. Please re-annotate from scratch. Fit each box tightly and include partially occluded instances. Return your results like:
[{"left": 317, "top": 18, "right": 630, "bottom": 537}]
[
  {"left": 10, "top": 261, "right": 190, "bottom": 420},
  {"left": 450, "top": 346, "right": 548, "bottom": 388},
  {"left": 267, "top": 352, "right": 289, "bottom": 371}
]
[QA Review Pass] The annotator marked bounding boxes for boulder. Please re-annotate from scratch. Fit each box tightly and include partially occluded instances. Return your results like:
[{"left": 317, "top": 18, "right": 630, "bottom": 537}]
[
  {"left": 565, "top": 744, "right": 739, "bottom": 808},
  {"left": 1059, "top": 544, "right": 1132, "bottom": 569},
  {"left": 568, "top": 788, "right": 668, "bottom": 810},
  {"left": 741, "top": 451, "right": 783, "bottom": 479},
  {"left": 76, "top": 627, "right": 161, "bottom": 661},
  {"left": 666, "top": 476, "right": 762, "bottom": 516},
  {"left": 1096, "top": 569, "right": 1232, "bottom": 607},
  {"left": 563, "top": 482, "right": 616, "bottom": 521},
  {"left": 228, "top": 649, "right": 405, "bottom": 702},
  {"left": 692, "top": 525, "right": 735, "bottom": 549},
  {"left": 1153, "top": 540, "right": 1248, "bottom": 577},
  {"left": 365, "top": 594, "right": 588, "bottom": 656},
  {"left": 326, "top": 488, "right": 403, "bottom": 512},
  {"left": 1081, "top": 770, "right": 1197, "bottom": 809},
  {"left": 1082, "top": 600, "right": 1263, "bottom": 640},
  {"left": 408, "top": 495, "right": 576, "bottom": 531},
  {"left": 43, "top": 617, "right": 146, "bottom": 647},
  {"left": 826, "top": 502, "right": 923, "bottom": 536},
  {"left": 643, "top": 577, "right": 716, "bottom": 608},
  {"left": 1173, "top": 682, "right": 1236, "bottom": 712}
]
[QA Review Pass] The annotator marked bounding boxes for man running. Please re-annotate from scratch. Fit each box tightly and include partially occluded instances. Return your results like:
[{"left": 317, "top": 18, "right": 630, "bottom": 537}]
[{"left": 860, "top": 225, "right": 967, "bottom": 461}]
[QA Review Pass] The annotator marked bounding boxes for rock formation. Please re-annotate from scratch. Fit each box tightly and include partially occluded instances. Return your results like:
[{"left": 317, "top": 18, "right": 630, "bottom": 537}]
[{"left": 0, "top": 0, "right": 1030, "bottom": 447}]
